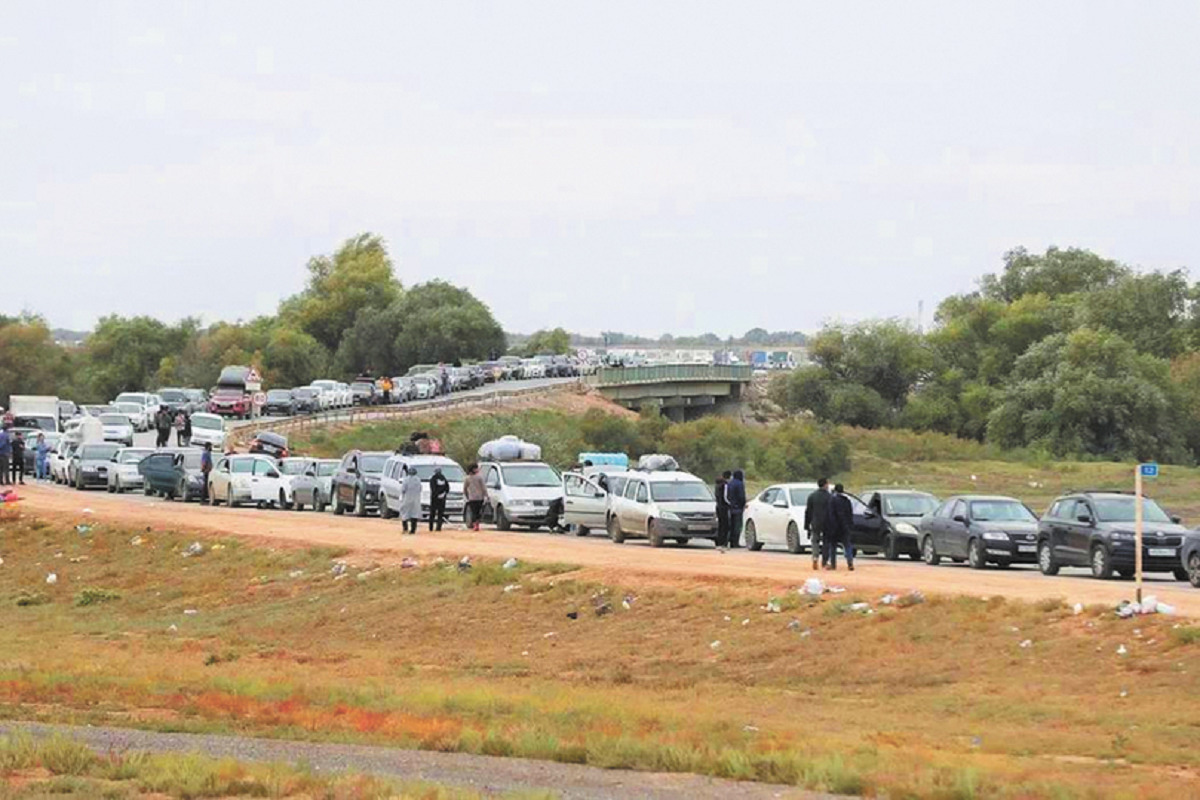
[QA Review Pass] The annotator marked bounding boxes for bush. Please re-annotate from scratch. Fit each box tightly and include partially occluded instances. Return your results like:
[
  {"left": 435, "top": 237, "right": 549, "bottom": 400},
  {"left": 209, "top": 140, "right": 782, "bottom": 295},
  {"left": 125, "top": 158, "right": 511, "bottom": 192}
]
[{"left": 74, "top": 588, "right": 121, "bottom": 607}]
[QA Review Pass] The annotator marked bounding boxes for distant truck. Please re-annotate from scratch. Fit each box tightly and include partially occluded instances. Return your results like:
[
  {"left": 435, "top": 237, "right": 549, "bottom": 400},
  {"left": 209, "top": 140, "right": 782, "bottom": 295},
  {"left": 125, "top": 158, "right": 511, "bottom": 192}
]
[
  {"left": 749, "top": 351, "right": 769, "bottom": 369},
  {"left": 9, "top": 395, "right": 61, "bottom": 432},
  {"left": 207, "top": 366, "right": 262, "bottom": 419}
]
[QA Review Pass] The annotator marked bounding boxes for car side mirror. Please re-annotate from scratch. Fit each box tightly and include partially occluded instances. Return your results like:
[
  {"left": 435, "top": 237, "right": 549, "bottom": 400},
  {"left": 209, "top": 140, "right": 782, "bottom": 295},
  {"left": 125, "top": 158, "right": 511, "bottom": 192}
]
[
  {"left": 267, "top": 471, "right": 280, "bottom": 478},
  {"left": 306, "top": 470, "right": 316, "bottom": 478},
  {"left": 953, "top": 515, "right": 968, "bottom": 525},
  {"left": 1171, "top": 515, "right": 1182, "bottom": 524},
  {"left": 1076, "top": 514, "right": 1093, "bottom": 525},
  {"left": 773, "top": 499, "right": 788, "bottom": 509},
  {"left": 594, "top": 490, "right": 606, "bottom": 498}
]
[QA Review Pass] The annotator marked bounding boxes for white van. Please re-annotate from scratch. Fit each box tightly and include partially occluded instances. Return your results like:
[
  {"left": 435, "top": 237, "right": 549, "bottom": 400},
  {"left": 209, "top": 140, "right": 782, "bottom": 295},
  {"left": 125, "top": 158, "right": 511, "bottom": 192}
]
[
  {"left": 479, "top": 460, "right": 563, "bottom": 530},
  {"left": 380, "top": 454, "right": 467, "bottom": 521},
  {"left": 562, "top": 469, "right": 635, "bottom": 536},
  {"left": 606, "top": 469, "right": 718, "bottom": 547}
]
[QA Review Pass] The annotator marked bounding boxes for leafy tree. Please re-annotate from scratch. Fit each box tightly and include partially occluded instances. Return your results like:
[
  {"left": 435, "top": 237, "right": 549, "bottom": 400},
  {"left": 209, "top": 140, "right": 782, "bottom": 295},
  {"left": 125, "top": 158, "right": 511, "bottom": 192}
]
[
  {"left": 521, "top": 327, "right": 571, "bottom": 356},
  {"left": 335, "top": 303, "right": 405, "bottom": 377},
  {"left": 392, "top": 281, "right": 506, "bottom": 369},
  {"left": 986, "top": 328, "right": 1186, "bottom": 461},
  {"left": 811, "top": 320, "right": 932, "bottom": 408},
  {"left": 1075, "top": 269, "right": 1194, "bottom": 359},
  {"left": 767, "top": 367, "right": 830, "bottom": 417},
  {"left": 78, "top": 316, "right": 195, "bottom": 400},
  {"left": 263, "top": 327, "right": 327, "bottom": 386},
  {"left": 0, "top": 316, "right": 72, "bottom": 404},
  {"left": 284, "top": 233, "right": 402, "bottom": 352},
  {"left": 980, "top": 246, "right": 1128, "bottom": 303}
]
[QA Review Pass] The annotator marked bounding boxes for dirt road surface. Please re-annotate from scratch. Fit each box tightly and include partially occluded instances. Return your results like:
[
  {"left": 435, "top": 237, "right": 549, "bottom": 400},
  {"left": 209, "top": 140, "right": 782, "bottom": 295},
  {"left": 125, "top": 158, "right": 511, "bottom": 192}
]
[
  {"left": 16, "top": 483, "right": 1200, "bottom": 617},
  {"left": 2, "top": 721, "right": 825, "bottom": 800}
]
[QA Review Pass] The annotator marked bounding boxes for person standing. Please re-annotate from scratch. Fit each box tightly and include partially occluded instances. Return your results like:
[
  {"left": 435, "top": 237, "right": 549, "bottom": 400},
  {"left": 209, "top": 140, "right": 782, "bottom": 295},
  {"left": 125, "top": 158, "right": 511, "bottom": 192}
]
[
  {"left": 182, "top": 412, "right": 193, "bottom": 447},
  {"left": 463, "top": 463, "right": 487, "bottom": 531},
  {"left": 34, "top": 432, "right": 50, "bottom": 481},
  {"left": 200, "top": 443, "right": 213, "bottom": 501},
  {"left": 381, "top": 377, "right": 393, "bottom": 405},
  {"left": 155, "top": 407, "right": 171, "bottom": 448},
  {"left": 428, "top": 466, "right": 450, "bottom": 531},
  {"left": 0, "top": 426, "right": 11, "bottom": 486},
  {"left": 173, "top": 410, "right": 186, "bottom": 446},
  {"left": 399, "top": 466, "right": 422, "bottom": 534},
  {"left": 826, "top": 483, "right": 855, "bottom": 571},
  {"left": 725, "top": 470, "right": 747, "bottom": 549},
  {"left": 714, "top": 470, "right": 731, "bottom": 549},
  {"left": 804, "top": 478, "right": 832, "bottom": 570},
  {"left": 10, "top": 431, "right": 25, "bottom": 484}
]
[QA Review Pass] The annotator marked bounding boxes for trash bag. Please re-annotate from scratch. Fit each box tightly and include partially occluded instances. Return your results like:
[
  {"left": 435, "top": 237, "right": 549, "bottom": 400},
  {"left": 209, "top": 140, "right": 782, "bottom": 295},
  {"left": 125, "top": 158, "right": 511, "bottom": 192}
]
[
  {"left": 518, "top": 442, "right": 542, "bottom": 461},
  {"left": 637, "top": 454, "right": 679, "bottom": 472}
]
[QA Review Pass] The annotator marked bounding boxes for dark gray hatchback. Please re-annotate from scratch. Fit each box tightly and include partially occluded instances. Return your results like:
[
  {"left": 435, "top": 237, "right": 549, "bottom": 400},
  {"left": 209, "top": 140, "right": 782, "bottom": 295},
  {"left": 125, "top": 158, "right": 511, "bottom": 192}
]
[{"left": 1036, "top": 491, "right": 1192, "bottom": 580}]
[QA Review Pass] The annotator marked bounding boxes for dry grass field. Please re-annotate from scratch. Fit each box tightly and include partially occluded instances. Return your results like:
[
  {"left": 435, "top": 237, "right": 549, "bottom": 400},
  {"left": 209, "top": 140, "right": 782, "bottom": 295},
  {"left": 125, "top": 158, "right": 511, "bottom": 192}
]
[{"left": 2, "top": 512, "right": 1199, "bottom": 798}]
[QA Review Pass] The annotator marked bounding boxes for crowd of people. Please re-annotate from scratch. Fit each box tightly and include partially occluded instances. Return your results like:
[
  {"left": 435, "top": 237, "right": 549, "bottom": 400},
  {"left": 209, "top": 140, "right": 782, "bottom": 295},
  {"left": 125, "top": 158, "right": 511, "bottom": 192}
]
[{"left": 154, "top": 407, "right": 193, "bottom": 448}]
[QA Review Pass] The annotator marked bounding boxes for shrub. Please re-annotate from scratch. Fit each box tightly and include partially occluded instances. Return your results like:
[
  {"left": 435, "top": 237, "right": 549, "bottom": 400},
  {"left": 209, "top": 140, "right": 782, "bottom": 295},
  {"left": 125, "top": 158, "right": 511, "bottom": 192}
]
[
  {"left": 75, "top": 588, "right": 121, "bottom": 607},
  {"left": 38, "top": 736, "right": 97, "bottom": 776}
]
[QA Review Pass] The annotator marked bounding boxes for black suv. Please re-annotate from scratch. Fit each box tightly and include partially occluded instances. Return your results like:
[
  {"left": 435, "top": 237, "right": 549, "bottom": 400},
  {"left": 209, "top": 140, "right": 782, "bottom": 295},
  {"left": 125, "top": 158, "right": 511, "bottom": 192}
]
[
  {"left": 1037, "top": 491, "right": 1191, "bottom": 580},
  {"left": 331, "top": 450, "right": 390, "bottom": 516},
  {"left": 263, "top": 389, "right": 296, "bottom": 416},
  {"left": 851, "top": 489, "right": 940, "bottom": 559}
]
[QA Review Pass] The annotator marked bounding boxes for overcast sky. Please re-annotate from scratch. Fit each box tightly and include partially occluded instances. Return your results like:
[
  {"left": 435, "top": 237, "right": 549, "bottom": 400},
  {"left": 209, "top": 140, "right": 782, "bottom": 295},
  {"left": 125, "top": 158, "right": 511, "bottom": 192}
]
[{"left": 2, "top": 2, "right": 1198, "bottom": 337}]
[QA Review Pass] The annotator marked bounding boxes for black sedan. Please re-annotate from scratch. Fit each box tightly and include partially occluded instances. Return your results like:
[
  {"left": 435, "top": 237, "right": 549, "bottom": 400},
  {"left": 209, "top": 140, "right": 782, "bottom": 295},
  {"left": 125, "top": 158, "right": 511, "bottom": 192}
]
[{"left": 919, "top": 495, "right": 1040, "bottom": 569}]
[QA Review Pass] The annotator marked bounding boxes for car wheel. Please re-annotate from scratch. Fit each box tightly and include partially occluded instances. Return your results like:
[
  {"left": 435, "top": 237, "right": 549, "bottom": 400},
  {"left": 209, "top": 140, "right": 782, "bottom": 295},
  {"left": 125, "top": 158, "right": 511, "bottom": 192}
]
[
  {"left": 575, "top": 525, "right": 590, "bottom": 536},
  {"left": 279, "top": 489, "right": 291, "bottom": 511},
  {"left": 179, "top": 481, "right": 190, "bottom": 502},
  {"left": 1173, "top": 567, "right": 1189, "bottom": 582},
  {"left": 495, "top": 505, "right": 511, "bottom": 531},
  {"left": 380, "top": 500, "right": 397, "bottom": 519},
  {"left": 648, "top": 520, "right": 665, "bottom": 548},
  {"left": 884, "top": 533, "right": 900, "bottom": 561},
  {"left": 1037, "top": 541, "right": 1059, "bottom": 576},
  {"left": 785, "top": 522, "right": 802, "bottom": 554},
  {"left": 75, "top": 473, "right": 83, "bottom": 491},
  {"left": 744, "top": 521, "right": 763, "bottom": 551},
  {"left": 968, "top": 537, "right": 987, "bottom": 570},
  {"left": 608, "top": 514, "right": 625, "bottom": 544},
  {"left": 1188, "top": 552, "right": 1200, "bottom": 588},
  {"left": 921, "top": 535, "right": 940, "bottom": 566},
  {"left": 1090, "top": 544, "right": 1114, "bottom": 579},
  {"left": 107, "top": 481, "right": 116, "bottom": 494},
  {"left": 228, "top": 486, "right": 240, "bottom": 508},
  {"left": 315, "top": 496, "right": 326, "bottom": 513},
  {"left": 208, "top": 485, "right": 219, "bottom": 506},
  {"left": 1117, "top": 568, "right": 1135, "bottom": 579},
  {"left": 354, "top": 490, "right": 367, "bottom": 517},
  {"left": 333, "top": 492, "right": 345, "bottom": 515}
]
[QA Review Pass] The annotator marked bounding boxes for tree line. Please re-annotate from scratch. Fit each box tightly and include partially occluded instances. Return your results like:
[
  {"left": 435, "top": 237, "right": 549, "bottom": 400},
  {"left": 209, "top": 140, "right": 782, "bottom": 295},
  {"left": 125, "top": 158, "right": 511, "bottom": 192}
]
[
  {"left": 769, "top": 246, "right": 1200, "bottom": 464},
  {"left": 0, "top": 233, "right": 506, "bottom": 404}
]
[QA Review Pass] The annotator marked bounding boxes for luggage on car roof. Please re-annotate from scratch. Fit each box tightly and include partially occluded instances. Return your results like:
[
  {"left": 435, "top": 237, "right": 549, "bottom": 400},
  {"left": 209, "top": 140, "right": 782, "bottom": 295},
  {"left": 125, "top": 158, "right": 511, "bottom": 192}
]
[
  {"left": 479, "top": 435, "right": 542, "bottom": 462},
  {"left": 637, "top": 453, "right": 679, "bottom": 472}
]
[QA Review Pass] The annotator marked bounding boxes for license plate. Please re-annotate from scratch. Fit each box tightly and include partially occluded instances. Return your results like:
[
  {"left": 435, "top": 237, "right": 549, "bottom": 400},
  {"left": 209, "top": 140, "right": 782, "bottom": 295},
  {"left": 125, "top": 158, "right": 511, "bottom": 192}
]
[
  {"left": 1018, "top": 545, "right": 1036, "bottom": 553},
  {"left": 1149, "top": 547, "right": 1175, "bottom": 557},
  {"left": 688, "top": 524, "right": 711, "bottom": 531}
]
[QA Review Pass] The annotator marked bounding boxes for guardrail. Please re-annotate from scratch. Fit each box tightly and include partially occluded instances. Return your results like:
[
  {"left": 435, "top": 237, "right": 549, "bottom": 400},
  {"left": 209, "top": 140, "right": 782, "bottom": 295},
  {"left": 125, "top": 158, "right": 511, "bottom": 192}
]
[
  {"left": 230, "top": 380, "right": 581, "bottom": 446},
  {"left": 593, "top": 364, "right": 754, "bottom": 386}
]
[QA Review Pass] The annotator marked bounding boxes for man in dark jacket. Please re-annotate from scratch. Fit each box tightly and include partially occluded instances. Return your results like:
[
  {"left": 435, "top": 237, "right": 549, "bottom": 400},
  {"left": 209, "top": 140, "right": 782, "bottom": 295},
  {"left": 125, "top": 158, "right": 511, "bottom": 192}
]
[
  {"left": 725, "top": 470, "right": 747, "bottom": 548},
  {"left": 10, "top": 431, "right": 25, "bottom": 484},
  {"left": 714, "top": 471, "right": 731, "bottom": 548},
  {"left": 428, "top": 467, "right": 450, "bottom": 531},
  {"left": 155, "top": 407, "right": 171, "bottom": 448},
  {"left": 804, "top": 478, "right": 831, "bottom": 570},
  {"left": 826, "top": 483, "right": 855, "bottom": 571}
]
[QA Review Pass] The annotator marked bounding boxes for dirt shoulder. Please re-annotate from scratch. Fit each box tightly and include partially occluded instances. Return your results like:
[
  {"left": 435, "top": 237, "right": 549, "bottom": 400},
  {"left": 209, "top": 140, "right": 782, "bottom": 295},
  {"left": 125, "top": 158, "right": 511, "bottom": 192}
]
[{"left": 16, "top": 483, "right": 1200, "bottom": 616}]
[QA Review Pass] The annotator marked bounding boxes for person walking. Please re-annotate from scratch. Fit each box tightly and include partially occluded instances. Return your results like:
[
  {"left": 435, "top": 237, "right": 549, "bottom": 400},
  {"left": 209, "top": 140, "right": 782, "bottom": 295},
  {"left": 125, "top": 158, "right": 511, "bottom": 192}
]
[
  {"left": 804, "top": 478, "right": 832, "bottom": 569},
  {"left": 10, "top": 431, "right": 25, "bottom": 484},
  {"left": 0, "top": 426, "right": 11, "bottom": 486},
  {"left": 463, "top": 463, "right": 487, "bottom": 531},
  {"left": 428, "top": 466, "right": 450, "bottom": 531},
  {"left": 155, "top": 407, "right": 171, "bottom": 448},
  {"left": 399, "top": 466, "right": 422, "bottom": 534},
  {"left": 725, "top": 469, "right": 747, "bottom": 549},
  {"left": 714, "top": 470, "right": 731, "bottom": 549},
  {"left": 200, "top": 443, "right": 213, "bottom": 501},
  {"left": 34, "top": 432, "right": 50, "bottom": 481},
  {"left": 826, "top": 483, "right": 856, "bottom": 571},
  {"left": 182, "top": 412, "right": 193, "bottom": 447},
  {"left": 173, "top": 410, "right": 186, "bottom": 447}
]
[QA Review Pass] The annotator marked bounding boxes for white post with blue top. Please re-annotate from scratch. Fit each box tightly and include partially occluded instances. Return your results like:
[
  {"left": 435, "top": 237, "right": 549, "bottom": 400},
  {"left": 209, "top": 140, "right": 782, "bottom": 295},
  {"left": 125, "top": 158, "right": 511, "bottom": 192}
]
[{"left": 1136, "top": 462, "right": 1158, "bottom": 604}]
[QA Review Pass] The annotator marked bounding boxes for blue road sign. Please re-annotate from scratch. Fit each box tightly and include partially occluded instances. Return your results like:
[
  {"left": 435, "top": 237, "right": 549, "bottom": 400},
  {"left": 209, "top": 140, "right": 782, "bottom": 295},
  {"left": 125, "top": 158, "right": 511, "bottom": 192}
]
[{"left": 1139, "top": 463, "right": 1159, "bottom": 478}]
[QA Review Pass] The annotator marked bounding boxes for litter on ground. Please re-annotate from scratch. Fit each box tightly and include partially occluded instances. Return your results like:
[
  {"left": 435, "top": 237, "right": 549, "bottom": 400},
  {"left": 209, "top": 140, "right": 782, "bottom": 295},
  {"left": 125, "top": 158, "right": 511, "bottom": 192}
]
[
  {"left": 502, "top": 557, "right": 519, "bottom": 569},
  {"left": 400, "top": 557, "right": 419, "bottom": 569},
  {"left": 45, "top": 573, "right": 57, "bottom": 585}
]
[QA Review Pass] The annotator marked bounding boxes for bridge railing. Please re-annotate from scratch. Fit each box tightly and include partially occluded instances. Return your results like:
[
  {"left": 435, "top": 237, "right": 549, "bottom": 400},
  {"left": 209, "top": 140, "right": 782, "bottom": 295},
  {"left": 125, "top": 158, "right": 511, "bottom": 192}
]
[{"left": 593, "top": 364, "right": 754, "bottom": 386}]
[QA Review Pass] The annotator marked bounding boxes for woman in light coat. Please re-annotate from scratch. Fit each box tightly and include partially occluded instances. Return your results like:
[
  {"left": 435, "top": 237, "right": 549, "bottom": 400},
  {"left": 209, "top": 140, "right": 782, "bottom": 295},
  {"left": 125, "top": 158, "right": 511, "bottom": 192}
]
[{"left": 399, "top": 466, "right": 423, "bottom": 534}]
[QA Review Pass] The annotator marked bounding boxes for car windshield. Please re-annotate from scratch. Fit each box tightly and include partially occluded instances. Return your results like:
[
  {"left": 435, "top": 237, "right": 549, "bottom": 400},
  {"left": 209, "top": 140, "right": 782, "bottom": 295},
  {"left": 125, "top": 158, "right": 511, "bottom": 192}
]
[
  {"left": 650, "top": 481, "right": 713, "bottom": 502},
  {"left": 159, "top": 390, "right": 187, "bottom": 401},
  {"left": 12, "top": 416, "right": 56, "bottom": 431},
  {"left": 80, "top": 444, "right": 120, "bottom": 460},
  {"left": 191, "top": 416, "right": 222, "bottom": 430},
  {"left": 317, "top": 462, "right": 338, "bottom": 477},
  {"left": 179, "top": 451, "right": 202, "bottom": 469},
  {"left": 99, "top": 414, "right": 128, "bottom": 425},
  {"left": 267, "top": 391, "right": 291, "bottom": 400},
  {"left": 883, "top": 494, "right": 939, "bottom": 517},
  {"left": 411, "top": 464, "right": 466, "bottom": 482},
  {"left": 1093, "top": 497, "right": 1173, "bottom": 524},
  {"left": 214, "top": 388, "right": 242, "bottom": 396},
  {"left": 360, "top": 455, "right": 388, "bottom": 474},
  {"left": 115, "top": 394, "right": 145, "bottom": 404},
  {"left": 501, "top": 464, "right": 561, "bottom": 487},
  {"left": 789, "top": 488, "right": 814, "bottom": 506},
  {"left": 120, "top": 450, "right": 152, "bottom": 464},
  {"left": 970, "top": 500, "right": 1036, "bottom": 522},
  {"left": 116, "top": 403, "right": 142, "bottom": 414},
  {"left": 351, "top": 383, "right": 372, "bottom": 391},
  {"left": 293, "top": 388, "right": 317, "bottom": 398},
  {"left": 279, "top": 460, "right": 311, "bottom": 475}
]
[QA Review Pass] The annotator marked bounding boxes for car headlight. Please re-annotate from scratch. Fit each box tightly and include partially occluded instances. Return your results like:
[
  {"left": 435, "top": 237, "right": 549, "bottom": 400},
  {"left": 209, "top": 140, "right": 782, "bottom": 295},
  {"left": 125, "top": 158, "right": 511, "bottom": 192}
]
[
  {"left": 1111, "top": 531, "right": 1135, "bottom": 541},
  {"left": 659, "top": 511, "right": 680, "bottom": 522},
  {"left": 982, "top": 531, "right": 1009, "bottom": 541},
  {"left": 894, "top": 522, "right": 918, "bottom": 535}
]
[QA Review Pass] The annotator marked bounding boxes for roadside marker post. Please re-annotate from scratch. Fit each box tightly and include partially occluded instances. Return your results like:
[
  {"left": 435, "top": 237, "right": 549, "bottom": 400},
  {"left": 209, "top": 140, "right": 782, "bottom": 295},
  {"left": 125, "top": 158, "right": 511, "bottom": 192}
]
[{"left": 1136, "top": 463, "right": 1158, "bottom": 604}]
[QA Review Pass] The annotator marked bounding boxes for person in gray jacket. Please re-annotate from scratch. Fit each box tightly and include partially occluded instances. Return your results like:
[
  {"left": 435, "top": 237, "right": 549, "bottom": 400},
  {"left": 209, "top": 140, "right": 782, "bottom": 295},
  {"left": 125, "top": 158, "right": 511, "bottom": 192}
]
[{"left": 399, "top": 466, "right": 423, "bottom": 534}]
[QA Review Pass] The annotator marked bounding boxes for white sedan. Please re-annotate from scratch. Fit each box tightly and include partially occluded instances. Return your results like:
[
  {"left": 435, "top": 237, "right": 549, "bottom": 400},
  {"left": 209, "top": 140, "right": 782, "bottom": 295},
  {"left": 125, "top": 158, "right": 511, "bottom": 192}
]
[
  {"left": 743, "top": 482, "right": 819, "bottom": 553},
  {"left": 207, "top": 454, "right": 291, "bottom": 509}
]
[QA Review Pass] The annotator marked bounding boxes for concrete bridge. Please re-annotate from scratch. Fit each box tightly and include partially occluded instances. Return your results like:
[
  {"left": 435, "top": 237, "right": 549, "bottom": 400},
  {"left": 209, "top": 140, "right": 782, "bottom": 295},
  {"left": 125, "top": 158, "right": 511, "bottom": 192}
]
[{"left": 588, "top": 364, "right": 754, "bottom": 421}]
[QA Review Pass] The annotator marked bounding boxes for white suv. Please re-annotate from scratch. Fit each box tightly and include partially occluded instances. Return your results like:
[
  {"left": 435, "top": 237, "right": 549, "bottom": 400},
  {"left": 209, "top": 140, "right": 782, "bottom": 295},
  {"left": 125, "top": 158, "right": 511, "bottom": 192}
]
[
  {"left": 606, "top": 470, "right": 718, "bottom": 547},
  {"left": 480, "top": 460, "right": 563, "bottom": 530},
  {"left": 208, "top": 454, "right": 291, "bottom": 508},
  {"left": 380, "top": 454, "right": 467, "bottom": 521}
]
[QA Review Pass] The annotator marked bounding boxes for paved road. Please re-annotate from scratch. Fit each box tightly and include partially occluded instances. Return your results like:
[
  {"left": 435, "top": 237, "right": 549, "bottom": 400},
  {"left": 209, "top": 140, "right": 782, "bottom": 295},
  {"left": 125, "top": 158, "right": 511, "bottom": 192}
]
[
  {"left": 132, "top": 377, "right": 576, "bottom": 448},
  {"left": 21, "top": 482, "right": 1200, "bottom": 616},
  {"left": 1, "top": 721, "right": 821, "bottom": 800}
]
